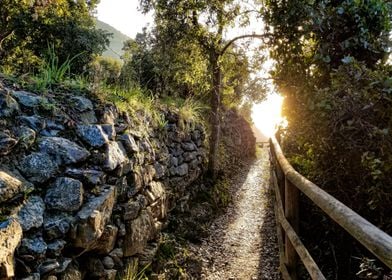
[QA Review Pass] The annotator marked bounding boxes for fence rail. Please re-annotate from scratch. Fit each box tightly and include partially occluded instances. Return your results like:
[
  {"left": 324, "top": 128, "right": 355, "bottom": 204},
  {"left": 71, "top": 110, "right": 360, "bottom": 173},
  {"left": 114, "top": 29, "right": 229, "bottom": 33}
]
[{"left": 269, "top": 135, "right": 392, "bottom": 280}]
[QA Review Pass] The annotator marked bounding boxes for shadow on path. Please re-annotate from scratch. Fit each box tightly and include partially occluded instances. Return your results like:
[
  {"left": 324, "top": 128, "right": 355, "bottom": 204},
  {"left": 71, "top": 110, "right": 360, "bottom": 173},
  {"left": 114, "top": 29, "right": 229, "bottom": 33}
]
[{"left": 189, "top": 147, "right": 280, "bottom": 279}]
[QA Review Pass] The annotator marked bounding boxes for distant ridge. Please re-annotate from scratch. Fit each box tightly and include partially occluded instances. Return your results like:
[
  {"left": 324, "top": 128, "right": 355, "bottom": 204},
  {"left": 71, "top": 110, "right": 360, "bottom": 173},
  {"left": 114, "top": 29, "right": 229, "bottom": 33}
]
[{"left": 96, "top": 19, "right": 130, "bottom": 60}]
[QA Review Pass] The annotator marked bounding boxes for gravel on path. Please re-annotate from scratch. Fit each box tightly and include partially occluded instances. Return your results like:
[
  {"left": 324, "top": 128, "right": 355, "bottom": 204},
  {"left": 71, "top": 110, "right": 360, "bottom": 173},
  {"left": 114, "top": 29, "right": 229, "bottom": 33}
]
[{"left": 189, "top": 147, "right": 280, "bottom": 280}]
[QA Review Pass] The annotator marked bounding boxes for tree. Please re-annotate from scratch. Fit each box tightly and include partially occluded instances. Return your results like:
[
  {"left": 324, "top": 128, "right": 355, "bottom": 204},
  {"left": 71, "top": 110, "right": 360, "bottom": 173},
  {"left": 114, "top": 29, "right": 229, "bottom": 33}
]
[
  {"left": 263, "top": 0, "right": 392, "bottom": 277},
  {"left": 0, "top": 0, "right": 109, "bottom": 74},
  {"left": 140, "top": 0, "right": 267, "bottom": 177}
]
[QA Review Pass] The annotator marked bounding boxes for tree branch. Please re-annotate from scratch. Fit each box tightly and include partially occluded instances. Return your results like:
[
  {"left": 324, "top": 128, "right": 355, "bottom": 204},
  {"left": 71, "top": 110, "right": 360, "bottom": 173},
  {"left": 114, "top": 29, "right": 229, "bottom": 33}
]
[{"left": 220, "top": 33, "right": 271, "bottom": 55}]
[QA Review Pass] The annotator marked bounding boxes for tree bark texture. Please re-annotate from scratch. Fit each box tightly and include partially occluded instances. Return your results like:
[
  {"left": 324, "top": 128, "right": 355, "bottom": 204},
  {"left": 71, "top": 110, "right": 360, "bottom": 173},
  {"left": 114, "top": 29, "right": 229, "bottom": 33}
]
[{"left": 207, "top": 53, "right": 222, "bottom": 179}]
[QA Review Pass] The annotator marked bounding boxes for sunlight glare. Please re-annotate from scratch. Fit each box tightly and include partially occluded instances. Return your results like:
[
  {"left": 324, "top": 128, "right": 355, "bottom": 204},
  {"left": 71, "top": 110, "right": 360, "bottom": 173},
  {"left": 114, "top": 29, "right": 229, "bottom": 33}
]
[{"left": 252, "top": 93, "right": 284, "bottom": 138}]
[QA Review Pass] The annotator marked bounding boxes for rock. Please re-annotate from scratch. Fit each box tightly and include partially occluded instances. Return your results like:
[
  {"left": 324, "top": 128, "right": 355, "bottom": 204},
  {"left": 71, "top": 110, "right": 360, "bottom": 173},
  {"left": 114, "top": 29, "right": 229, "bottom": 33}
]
[
  {"left": 0, "top": 131, "right": 18, "bottom": 155},
  {"left": 11, "top": 90, "right": 47, "bottom": 108},
  {"left": 149, "top": 198, "right": 167, "bottom": 220},
  {"left": 59, "top": 264, "right": 82, "bottom": 280},
  {"left": 56, "top": 258, "right": 72, "bottom": 274},
  {"left": 153, "top": 162, "right": 165, "bottom": 179},
  {"left": 46, "top": 120, "right": 65, "bottom": 132},
  {"left": 181, "top": 142, "right": 197, "bottom": 151},
  {"left": 170, "top": 163, "right": 188, "bottom": 177},
  {"left": 109, "top": 248, "right": 123, "bottom": 260},
  {"left": 19, "top": 152, "right": 59, "bottom": 183},
  {"left": 145, "top": 181, "right": 165, "bottom": 204},
  {"left": 93, "top": 224, "right": 118, "bottom": 254},
  {"left": 47, "top": 240, "right": 66, "bottom": 257},
  {"left": 65, "top": 168, "right": 106, "bottom": 186},
  {"left": 76, "top": 125, "right": 108, "bottom": 148},
  {"left": 127, "top": 170, "right": 143, "bottom": 193},
  {"left": 100, "top": 106, "right": 118, "bottom": 125},
  {"left": 123, "top": 210, "right": 154, "bottom": 257},
  {"left": 142, "top": 165, "right": 155, "bottom": 186},
  {"left": 71, "top": 185, "right": 116, "bottom": 249},
  {"left": 104, "top": 269, "right": 117, "bottom": 280},
  {"left": 138, "top": 243, "right": 159, "bottom": 266},
  {"left": 102, "top": 256, "right": 115, "bottom": 269},
  {"left": 18, "top": 196, "right": 45, "bottom": 231},
  {"left": 0, "top": 219, "right": 22, "bottom": 278},
  {"left": 38, "top": 137, "right": 90, "bottom": 165},
  {"left": 17, "top": 115, "right": 45, "bottom": 131},
  {"left": 177, "top": 163, "right": 188, "bottom": 176},
  {"left": 0, "top": 170, "right": 30, "bottom": 203},
  {"left": 20, "top": 273, "right": 40, "bottom": 280},
  {"left": 0, "top": 91, "right": 20, "bottom": 117},
  {"left": 104, "top": 141, "right": 127, "bottom": 171},
  {"left": 123, "top": 200, "right": 141, "bottom": 221},
  {"left": 118, "top": 134, "right": 139, "bottom": 154},
  {"left": 169, "top": 155, "right": 178, "bottom": 167},
  {"left": 18, "top": 237, "right": 47, "bottom": 258},
  {"left": 70, "top": 96, "right": 94, "bottom": 112},
  {"left": 38, "top": 259, "right": 60, "bottom": 275},
  {"left": 79, "top": 111, "right": 98, "bottom": 124},
  {"left": 43, "top": 213, "right": 73, "bottom": 240},
  {"left": 183, "top": 151, "right": 197, "bottom": 162},
  {"left": 45, "top": 177, "right": 84, "bottom": 212},
  {"left": 14, "top": 126, "right": 36, "bottom": 149},
  {"left": 101, "top": 124, "right": 116, "bottom": 140},
  {"left": 86, "top": 258, "right": 105, "bottom": 278}
]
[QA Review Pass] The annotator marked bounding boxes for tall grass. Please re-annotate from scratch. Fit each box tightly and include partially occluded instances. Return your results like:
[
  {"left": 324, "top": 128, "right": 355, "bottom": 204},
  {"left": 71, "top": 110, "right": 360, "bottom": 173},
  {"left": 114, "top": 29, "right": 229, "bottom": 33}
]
[
  {"left": 118, "top": 261, "right": 149, "bottom": 280},
  {"left": 31, "top": 44, "right": 84, "bottom": 92}
]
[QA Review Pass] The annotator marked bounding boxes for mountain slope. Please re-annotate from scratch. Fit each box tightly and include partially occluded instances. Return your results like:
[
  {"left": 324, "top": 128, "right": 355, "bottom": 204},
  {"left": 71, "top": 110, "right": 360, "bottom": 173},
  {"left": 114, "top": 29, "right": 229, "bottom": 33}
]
[{"left": 96, "top": 19, "right": 130, "bottom": 59}]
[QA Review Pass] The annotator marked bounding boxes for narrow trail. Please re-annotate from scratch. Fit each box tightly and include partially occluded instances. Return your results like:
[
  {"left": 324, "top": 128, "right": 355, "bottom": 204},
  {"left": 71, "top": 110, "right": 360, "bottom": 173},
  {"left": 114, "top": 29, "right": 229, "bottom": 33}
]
[{"left": 189, "top": 147, "right": 280, "bottom": 279}]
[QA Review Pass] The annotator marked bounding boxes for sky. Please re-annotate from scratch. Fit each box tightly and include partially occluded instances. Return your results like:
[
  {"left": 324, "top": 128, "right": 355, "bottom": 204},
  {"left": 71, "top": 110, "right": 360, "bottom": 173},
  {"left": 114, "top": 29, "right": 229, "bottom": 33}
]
[{"left": 97, "top": 0, "right": 153, "bottom": 38}]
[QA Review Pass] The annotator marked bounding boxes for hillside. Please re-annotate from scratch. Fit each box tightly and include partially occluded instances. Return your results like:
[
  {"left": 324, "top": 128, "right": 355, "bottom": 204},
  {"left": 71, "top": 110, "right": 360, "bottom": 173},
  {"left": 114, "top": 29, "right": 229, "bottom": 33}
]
[{"left": 96, "top": 19, "right": 130, "bottom": 59}]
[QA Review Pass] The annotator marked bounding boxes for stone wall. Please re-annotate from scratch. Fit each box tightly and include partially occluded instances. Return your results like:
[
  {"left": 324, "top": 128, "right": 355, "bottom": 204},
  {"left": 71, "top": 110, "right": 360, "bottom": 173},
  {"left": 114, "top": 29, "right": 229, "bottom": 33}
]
[
  {"left": 220, "top": 108, "right": 256, "bottom": 169},
  {"left": 0, "top": 84, "right": 206, "bottom": 279}
]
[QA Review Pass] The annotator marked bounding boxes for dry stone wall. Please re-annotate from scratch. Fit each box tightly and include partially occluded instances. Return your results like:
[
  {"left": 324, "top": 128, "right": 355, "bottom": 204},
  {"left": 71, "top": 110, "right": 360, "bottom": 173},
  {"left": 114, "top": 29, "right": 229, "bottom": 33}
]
[{"left": 0, "top": 84, "right": 206, "bottom": 280}]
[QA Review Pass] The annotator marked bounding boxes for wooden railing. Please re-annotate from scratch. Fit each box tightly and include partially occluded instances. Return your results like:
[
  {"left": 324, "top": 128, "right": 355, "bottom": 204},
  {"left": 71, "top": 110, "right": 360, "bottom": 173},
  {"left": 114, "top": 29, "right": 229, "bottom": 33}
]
[{"left": 269, "top": 135, "right": 392, "bottom": 280}]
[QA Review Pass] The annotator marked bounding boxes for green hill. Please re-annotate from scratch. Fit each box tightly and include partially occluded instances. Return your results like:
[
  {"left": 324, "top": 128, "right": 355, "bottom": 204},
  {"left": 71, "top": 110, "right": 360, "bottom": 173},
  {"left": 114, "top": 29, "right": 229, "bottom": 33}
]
[{"left": 96, "top": 19, "right": 130, "bottom": 60}]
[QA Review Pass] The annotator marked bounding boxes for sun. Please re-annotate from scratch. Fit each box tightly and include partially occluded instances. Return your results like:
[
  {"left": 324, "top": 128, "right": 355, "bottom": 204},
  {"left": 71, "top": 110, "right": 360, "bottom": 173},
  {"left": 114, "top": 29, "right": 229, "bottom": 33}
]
[{"left": 252, "top": 93, "right": 284, "bottom": 138}]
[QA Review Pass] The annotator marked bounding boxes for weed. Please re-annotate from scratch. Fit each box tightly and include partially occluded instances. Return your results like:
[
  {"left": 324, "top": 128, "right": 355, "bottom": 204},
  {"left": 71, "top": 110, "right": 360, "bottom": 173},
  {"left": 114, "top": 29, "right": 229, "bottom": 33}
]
[
  {"left": 178, "top": 97, "right": 207, "bottom": 131},
  {"left": 29, "top": 44, "right": 84, "bottom": 92},
  {"left": 118, "top": 260, "right": 149, "bottom": 280},
  {"left": 210, "top": 178, "right": 231, "bottom": 208}
]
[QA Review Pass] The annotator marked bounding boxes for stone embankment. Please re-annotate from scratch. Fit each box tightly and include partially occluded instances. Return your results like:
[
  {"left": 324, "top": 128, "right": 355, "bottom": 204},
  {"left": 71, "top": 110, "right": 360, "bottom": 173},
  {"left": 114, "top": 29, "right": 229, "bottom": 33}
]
[{"left": 0, "top": 83, "right": 206, "bottom": 279}]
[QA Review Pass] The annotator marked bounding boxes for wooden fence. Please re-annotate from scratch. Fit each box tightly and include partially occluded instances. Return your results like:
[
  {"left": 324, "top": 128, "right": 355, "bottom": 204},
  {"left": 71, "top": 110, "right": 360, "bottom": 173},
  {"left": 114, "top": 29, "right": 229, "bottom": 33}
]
[{"left": 269, "top": 135, "right": 392, "bottom": 280}]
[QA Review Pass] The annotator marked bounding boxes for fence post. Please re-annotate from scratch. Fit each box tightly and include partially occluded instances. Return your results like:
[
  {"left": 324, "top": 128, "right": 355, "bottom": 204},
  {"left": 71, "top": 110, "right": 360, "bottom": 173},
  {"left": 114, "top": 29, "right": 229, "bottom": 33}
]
[{"left": 285, "top": 177, "right": 299, "bottom": 279}]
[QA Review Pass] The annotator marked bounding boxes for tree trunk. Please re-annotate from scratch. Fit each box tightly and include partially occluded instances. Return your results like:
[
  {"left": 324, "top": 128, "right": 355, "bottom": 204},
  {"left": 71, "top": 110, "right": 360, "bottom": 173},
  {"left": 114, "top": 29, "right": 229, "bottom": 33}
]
[{"left": 207, "top": 53, "right": 222, "bottom": 179}]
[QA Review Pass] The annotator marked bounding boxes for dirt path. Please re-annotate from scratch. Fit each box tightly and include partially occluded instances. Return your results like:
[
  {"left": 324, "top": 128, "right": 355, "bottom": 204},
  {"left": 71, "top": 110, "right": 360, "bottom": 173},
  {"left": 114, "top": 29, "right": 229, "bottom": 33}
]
[{"left": 189, "top": 147, "right": 280, "bottom": 279}]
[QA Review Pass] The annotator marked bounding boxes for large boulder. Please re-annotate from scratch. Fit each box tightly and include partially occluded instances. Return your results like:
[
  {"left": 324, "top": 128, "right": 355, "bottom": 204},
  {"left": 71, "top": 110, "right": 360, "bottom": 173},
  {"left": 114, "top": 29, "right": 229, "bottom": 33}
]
[
  {"left": 71, "top": 185, "right": 116, "bottom": 250},
  {"left": 38, "top": 137, "right": 90, "bottom": 165},
  {"left": 45, "top": 177, "right": 84, "bottom": 212},
  {"left": 0, "top": 219, "right": 22, "bottom": 278},
  {"left": 123, "top": 210, "right": 154, "bottom": 257}
]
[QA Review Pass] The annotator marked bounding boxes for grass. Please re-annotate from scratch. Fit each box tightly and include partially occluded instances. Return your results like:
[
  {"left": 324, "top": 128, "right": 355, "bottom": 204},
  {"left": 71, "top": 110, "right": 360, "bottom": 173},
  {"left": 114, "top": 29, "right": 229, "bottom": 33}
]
[
  {"left": 118, "top": 260, "right": 149, "bottom": 280},
  {"left": 161, "top": 96, "right": 208, "bottom": 131},
  {"left": 28, "top": 44, "right": 84, "bottom": 93}
]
